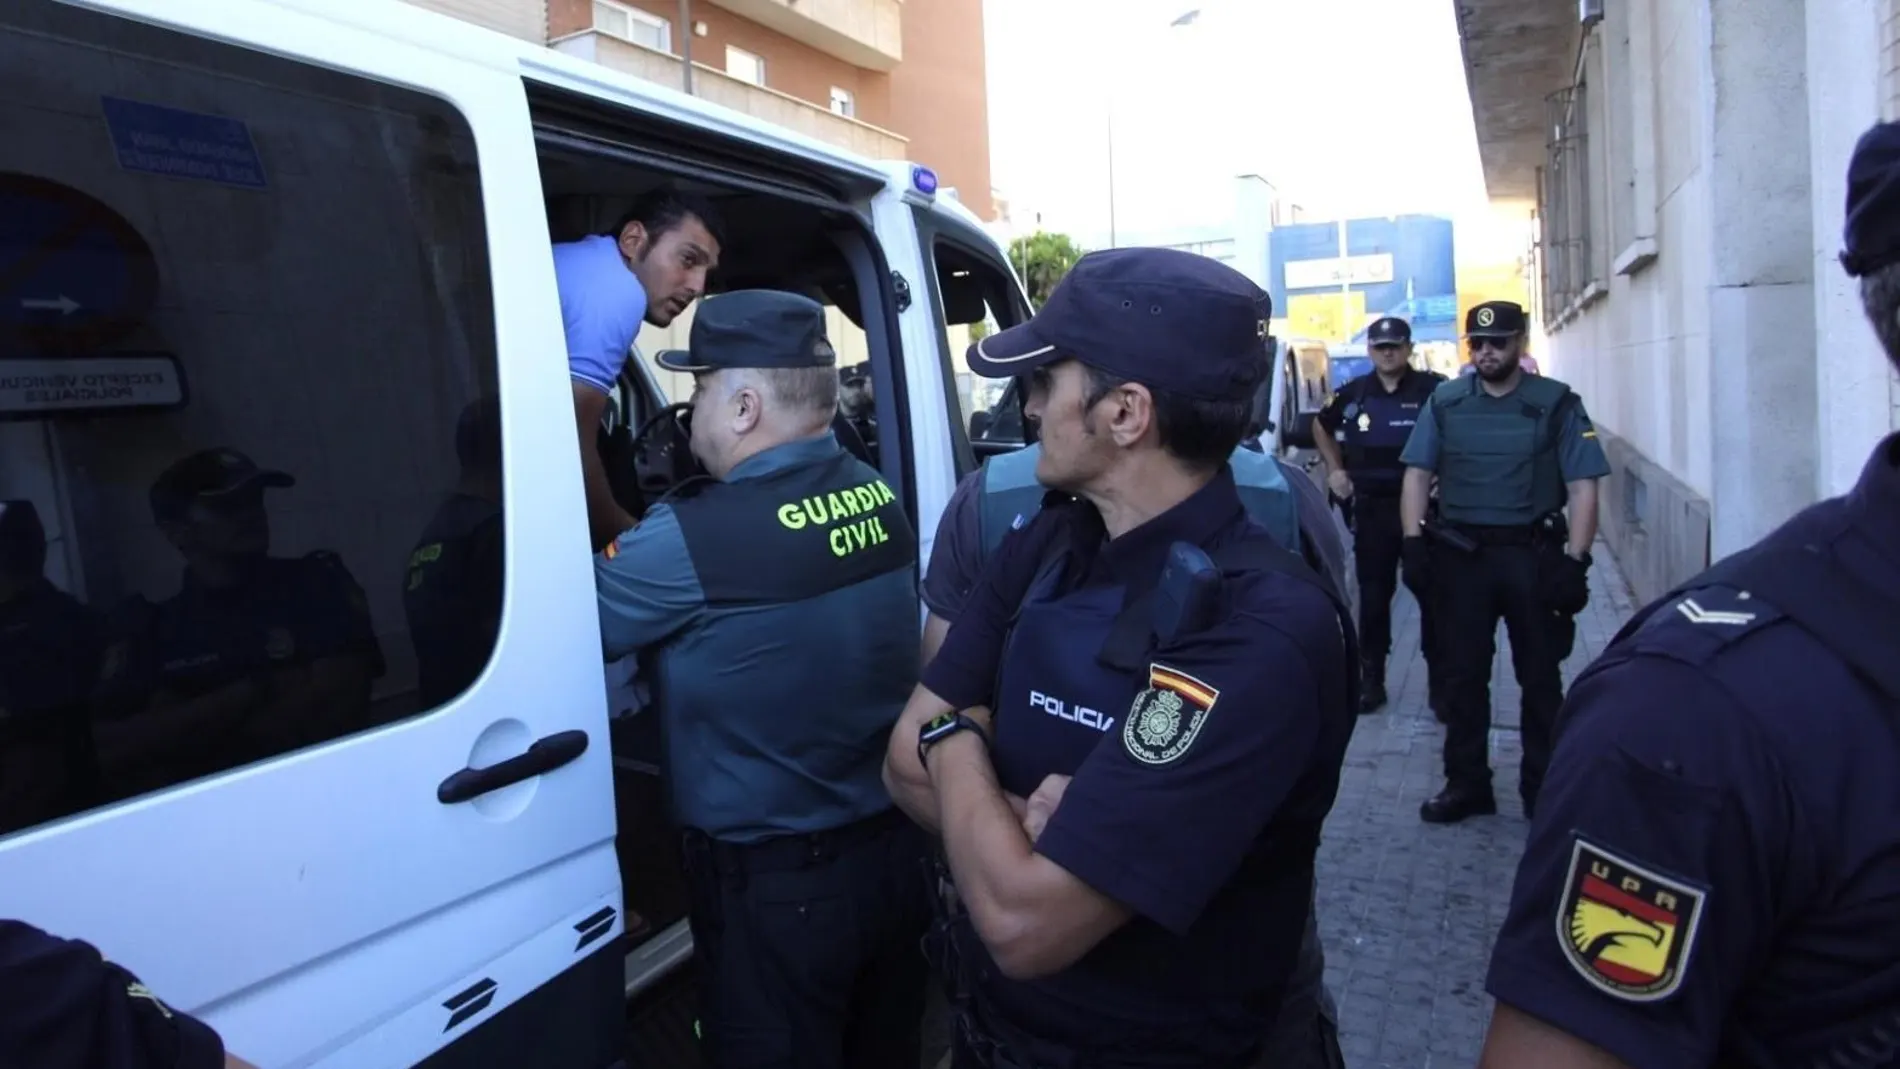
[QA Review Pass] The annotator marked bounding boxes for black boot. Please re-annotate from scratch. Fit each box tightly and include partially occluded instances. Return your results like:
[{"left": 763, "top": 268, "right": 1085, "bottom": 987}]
[
  {"left": 1358, "top": 660, "right": 1387, "bottom": 714},
  {"left": 1420, "top": 785, "right": 1498, "bottom": 824}
]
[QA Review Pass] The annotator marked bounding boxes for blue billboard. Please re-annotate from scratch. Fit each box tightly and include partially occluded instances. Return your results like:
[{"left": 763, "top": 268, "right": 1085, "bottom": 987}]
[{"left": 1267, "top": 215, "right": 1458, "bottom": 344}]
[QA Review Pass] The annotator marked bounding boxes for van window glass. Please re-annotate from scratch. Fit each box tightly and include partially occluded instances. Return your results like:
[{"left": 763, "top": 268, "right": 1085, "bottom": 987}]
[
  {"left": 919, "top": 230, "right": 1026, "bottom": 457},
  {"left": 0, "top": 1, "right": 499, "bottom": 839}
]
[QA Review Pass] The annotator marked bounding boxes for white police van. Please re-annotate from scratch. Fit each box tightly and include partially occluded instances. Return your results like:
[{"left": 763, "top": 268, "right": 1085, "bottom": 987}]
[{"left": 0, "top": 1, "right": 1032, "bottom": 1065}]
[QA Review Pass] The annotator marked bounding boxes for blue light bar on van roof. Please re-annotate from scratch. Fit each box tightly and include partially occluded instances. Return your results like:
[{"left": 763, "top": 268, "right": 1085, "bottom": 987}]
[{"left": 911, "top": 165, "right": 939, "bottom": 197}]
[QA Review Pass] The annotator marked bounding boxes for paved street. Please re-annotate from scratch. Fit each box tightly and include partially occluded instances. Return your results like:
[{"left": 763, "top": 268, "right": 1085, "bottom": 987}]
[{"left": 1316, "top": 544, "right": 1641, "bottom": 1067}]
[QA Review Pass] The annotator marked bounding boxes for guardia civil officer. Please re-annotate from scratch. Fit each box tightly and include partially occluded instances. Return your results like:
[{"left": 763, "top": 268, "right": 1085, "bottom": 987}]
[
  {"left": 594, "top": 290, "right": 930, "bottom": 1069},
  {"left": 884, "top": 248, "right": 1356, "bottom": 1069},
  {"left": 918, "top": 436, "right": 1347, "bottom": 1068},
  {"left": 92, "top": 449, "right": 384, "bottom": 800},
  {"left": 559, "top": 189, "right": 723, "bottom": 550},
  {"left": 1478, "top": 121, "right": 1900, "bottom": 1069},
  {"left": 1312, "top": 315, "right": 1447, "bottom": 713},
  {"left": 1397, "top": 301, "right": 1608, "bottom": 824}
]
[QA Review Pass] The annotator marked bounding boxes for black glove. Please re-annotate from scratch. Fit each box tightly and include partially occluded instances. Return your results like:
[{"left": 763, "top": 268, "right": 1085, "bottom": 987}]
[
  {"left": 1546, "top": 551, "right": 1591, "bottom": 614},
  {"left": 1400, "top": 537, "right": 1434, "bottom": 599}
]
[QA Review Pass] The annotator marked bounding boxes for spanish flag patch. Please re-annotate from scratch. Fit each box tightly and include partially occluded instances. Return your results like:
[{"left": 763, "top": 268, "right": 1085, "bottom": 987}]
[{"left": 1123, "top": 662, "right": 1220, "bottom": 767}]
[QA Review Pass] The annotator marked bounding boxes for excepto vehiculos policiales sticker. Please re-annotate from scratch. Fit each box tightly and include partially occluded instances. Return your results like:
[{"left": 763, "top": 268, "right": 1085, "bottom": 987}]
[
  {"left": 1122, "top": 662, "right": 1219, "bottom": 766},
  {"left": 1556, "top": 836, "right": 1707, "bottom": 1002}
]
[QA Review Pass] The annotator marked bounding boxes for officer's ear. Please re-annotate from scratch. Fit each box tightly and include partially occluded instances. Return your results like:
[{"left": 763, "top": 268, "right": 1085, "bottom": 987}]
[
  {"left": 729, "top": 381, "right": 764, "bottom": 434},
  {"left": 1104, "top": 382, "right": 1156, "bottom": 448}
]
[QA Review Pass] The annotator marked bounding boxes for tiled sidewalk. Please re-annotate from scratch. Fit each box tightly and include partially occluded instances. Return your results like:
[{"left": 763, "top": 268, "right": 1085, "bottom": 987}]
[{"left": 1315, "top": 546, "right": 1641, "bottom": 1068}]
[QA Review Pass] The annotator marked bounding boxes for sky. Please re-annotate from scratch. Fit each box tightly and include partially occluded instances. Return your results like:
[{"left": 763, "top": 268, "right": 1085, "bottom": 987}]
[{"left": 981, "top": 0, "right": 1524, "bottom": 264}]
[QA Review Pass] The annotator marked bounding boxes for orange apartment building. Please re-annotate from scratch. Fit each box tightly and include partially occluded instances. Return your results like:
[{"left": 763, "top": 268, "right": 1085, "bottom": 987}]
[{"left": 406, "top": 0, "right": 996, "bottom": 219}]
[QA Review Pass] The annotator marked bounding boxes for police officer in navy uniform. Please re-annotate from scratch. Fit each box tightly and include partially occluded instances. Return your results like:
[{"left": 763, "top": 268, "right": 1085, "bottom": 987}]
[
  {"left": 1312, "top": 315, "right": 1447, "bottom": 713},
  {"left": 884, "top": 248, "right": 1356, "bottom": 1069},
  {"left": 1478, "top": 121, "right": 1900, "bottom": 1069},
  {"left": 594, "top": 290, "right": 929, "bottom": 1069},
  {"left": 919, "top": 440, "right": 1348, "bottom": 1068},
  {"left": 1398, "top": 301, "right": 1608, "bottom": 824},
  {"left": 93, "top": 449, "right": 384, "bottom": 798},
  {"left": 0, "top": 919, "right": 257, "bottom": 1068},
  {"left": 0, "top": 499, "right": 105, "bottom": 832}
]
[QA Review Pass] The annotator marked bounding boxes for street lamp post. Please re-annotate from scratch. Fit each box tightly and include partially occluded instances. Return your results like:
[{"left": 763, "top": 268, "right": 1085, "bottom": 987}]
[{"left": 1105, "top": 7, "right": 1202, "bottom": 248}]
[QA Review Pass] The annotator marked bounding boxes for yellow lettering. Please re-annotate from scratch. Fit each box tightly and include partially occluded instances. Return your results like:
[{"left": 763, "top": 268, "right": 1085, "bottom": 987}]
[
  {"left": 855, "top": 486, "right": 876, "bottom": 513},
  {"left": 876, "top": 480, "right": 895, "bottom": 505},
  {"left": 778, "top": 503, "right": 806, "bottom": 530},
  {"left": 829, "top": 527, "right": 849, "bottom": 557},
  {"left": 1590, "top": 861, "right": 1610, "bottom": 880},
  {"left": 871, "top": 515, "right": 889, "bottom": 543},
  {"left": 1621, "top": 877, "right": 1642, "bottom": 895},
  {"left": 1655, "top": 891, "right": 1677, "bottom": 912},
  {"left": 824, "top": 491, "right": 846, "bottom": 519},
  {"left": 804, "top": 496, "right": 829, "bottom": 524}
]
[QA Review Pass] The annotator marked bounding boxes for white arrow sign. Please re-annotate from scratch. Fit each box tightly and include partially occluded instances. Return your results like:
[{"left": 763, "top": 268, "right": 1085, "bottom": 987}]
[{"left": 20, "top": 295, "right": 81, "bottom": 315}]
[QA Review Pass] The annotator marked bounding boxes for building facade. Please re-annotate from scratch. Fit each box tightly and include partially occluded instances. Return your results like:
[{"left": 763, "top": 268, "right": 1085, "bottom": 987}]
[
  {"left": 1458, "top": 0, "right": 1900, "bottom": 603},
  {"left": 405, "top": 0, "right": 995, "bottom": 218}
]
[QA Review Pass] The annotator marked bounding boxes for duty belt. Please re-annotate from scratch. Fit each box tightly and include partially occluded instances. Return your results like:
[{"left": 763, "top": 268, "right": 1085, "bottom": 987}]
[
  {"left": 1447, "top": 522, "right": 1539, "bottom": 547},
  {"left": 681, "top": 807, "right": 904, "bottom": 879}
]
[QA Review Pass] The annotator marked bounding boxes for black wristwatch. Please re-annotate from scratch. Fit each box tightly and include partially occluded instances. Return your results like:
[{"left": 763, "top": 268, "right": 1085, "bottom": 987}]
[{"left": 917, "top": 711, "right": 990, "bottom": 770}]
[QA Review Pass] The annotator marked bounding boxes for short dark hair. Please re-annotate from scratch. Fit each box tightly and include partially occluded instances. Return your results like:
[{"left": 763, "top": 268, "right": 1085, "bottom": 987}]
[
  {"left": 1860, "top": 261, "right": 1900, "bottom": 371},
  {"left": 1082, "top": 363, "right": 1254, "bottom": 472},
  {"left": 610, "top": 188, "right": 727, "bottom": 253}
]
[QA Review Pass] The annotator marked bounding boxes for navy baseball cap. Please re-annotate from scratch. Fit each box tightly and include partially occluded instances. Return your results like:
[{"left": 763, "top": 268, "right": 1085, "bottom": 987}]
[
  {"left": 149, "top": 447, "right": 293, "bottom": 520},
  {"left": 1466, "top": 300, "right": 1528, "bottom": 338},
  {"left": 656, "top": 290, "right": 837, "bottom": 373},
  {"left": 1366, "top": 317, "right": 1412, "bottom": 346},
  {"left": 967, "top": 247, "right": 1272, "bottom": 401},
  {"left": 1841, "top": 121, "right": 1900, "bottom": 277}
]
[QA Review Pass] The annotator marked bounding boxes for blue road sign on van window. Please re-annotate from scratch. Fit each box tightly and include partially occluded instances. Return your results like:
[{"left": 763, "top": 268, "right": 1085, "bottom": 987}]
[{"left": 100, "top": 96, "right": 267, "bottom": 190}]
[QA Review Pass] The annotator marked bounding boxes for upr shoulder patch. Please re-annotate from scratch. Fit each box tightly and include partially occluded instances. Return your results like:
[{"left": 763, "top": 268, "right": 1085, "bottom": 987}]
[
  {"left": 1122, "top": 662, "right": 1219, "bottom": 766},
  {"left": 1557, "top": 837, "right": 1706, "bottom": 1002}
]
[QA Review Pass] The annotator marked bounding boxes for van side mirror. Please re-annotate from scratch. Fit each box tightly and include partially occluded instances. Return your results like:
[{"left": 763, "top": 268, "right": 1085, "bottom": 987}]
[
  {"left": 1285, "top": 412, "right": 1319, "bottom": 451},
  {"left": 969, "top": 410, "right": 994, "bottom": 440}
]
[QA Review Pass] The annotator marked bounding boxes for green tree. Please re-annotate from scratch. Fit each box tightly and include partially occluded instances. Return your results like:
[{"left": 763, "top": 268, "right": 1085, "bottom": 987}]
[{"left": 1007, "top": 230, "right": 1086, "bottom": 308}]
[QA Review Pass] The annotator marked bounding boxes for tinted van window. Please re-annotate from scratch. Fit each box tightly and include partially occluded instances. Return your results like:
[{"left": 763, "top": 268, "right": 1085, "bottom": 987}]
[{"left": 0, "top": 1, "right": 499, "bottom": 837}]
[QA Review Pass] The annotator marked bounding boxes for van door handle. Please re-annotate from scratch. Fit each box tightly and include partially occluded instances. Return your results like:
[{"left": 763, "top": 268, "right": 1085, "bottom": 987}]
[{"left": 437, "top": 730, "right": 590, "bottom": 805}]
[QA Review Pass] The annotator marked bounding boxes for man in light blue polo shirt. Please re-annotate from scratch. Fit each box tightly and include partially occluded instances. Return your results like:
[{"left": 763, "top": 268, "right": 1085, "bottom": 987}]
[{"left": 557, "top": 189, "right": 724, "bottom": 550}]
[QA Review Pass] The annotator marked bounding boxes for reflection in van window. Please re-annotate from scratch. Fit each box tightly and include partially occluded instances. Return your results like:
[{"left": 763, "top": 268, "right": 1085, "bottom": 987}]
[{"left": 0, "top": 0, "right": 500, "bottom": 837}]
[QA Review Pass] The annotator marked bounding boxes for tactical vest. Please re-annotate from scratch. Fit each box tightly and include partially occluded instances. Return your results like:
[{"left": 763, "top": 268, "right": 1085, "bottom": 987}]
[
  {"left": 1430, "top": 374, "right": 1574, "bottom": 526},
  {"left": 1337, "top": 372, "right": 1440, "bottom": 494},
  {"left": 977, "top": 445, "right": 1303, "bottom": 558},
  {"left": 670, "top": 447, "right": 916, "bottom": 603}
]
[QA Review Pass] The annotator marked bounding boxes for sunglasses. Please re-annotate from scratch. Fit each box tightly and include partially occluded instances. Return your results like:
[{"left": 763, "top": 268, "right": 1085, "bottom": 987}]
[{"left": 1468, "top": 337, "right": 1513, "bottom": 353}]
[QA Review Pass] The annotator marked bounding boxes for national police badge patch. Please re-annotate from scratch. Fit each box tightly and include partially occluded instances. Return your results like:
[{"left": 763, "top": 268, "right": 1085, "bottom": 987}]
[
  {"left": 1123, "top": 663, "right": 1219, "bottom": 766},
  {"left": 1557, "top": 837, "right": 1706, "bottom": 1002}
]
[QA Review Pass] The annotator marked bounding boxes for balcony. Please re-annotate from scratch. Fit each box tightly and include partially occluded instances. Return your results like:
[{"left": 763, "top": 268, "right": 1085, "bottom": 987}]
[
  {"left": 1454, "top": 0, "right": 1577, "bottom": 206},
  {"left": 550, "top": 30, "right": 908, "bottom": 160},
  {"left": 706, "top": 0, "right": 902, "bottom": 71}
]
